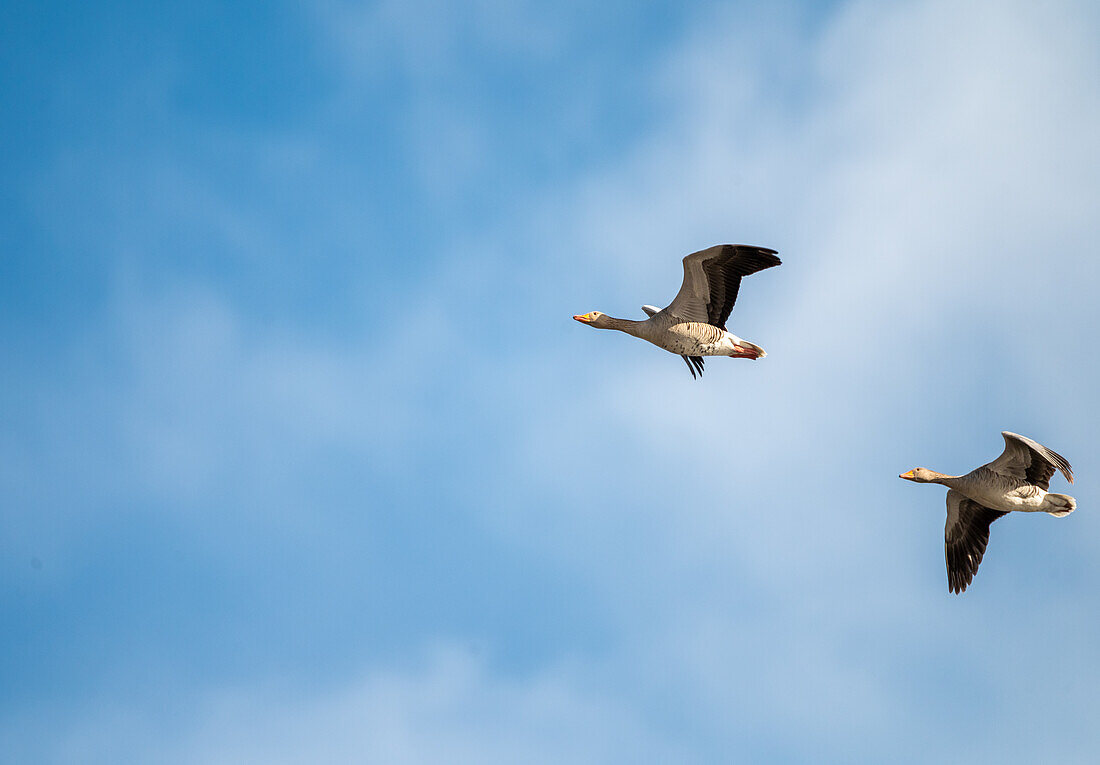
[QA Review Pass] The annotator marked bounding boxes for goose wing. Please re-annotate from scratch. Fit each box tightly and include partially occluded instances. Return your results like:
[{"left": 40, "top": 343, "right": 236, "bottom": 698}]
[
  {"left": 680, "top": 355, "right": 705, "bottom": 379},
  {"left": 663, "top": 244, "right": 781, "bottom": 328},
  {"left": 986, "top": 431, "right": 1074, "bottom": 490},
  {"left": 945, "top": 490, "right": 1007, "bottom": 594}
]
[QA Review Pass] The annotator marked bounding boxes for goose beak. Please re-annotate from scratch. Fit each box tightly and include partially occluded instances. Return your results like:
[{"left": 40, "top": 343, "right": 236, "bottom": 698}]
[
  {"left": 573, "top": 314, "right": 591, "bottom": 323},
  {"left": 899, "top": 470, "right": 915, "bottom": 480}
]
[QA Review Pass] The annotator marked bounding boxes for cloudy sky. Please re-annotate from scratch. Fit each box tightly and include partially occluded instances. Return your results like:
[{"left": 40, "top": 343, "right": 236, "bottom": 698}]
[{"left": 3, "top": 0, "right": 1100, "bottom": 761}]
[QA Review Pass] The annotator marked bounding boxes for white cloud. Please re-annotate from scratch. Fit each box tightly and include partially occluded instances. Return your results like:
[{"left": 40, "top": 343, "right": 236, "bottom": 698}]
[
  {"left": 3, "top": 646, "right": 690, "bottom": 765},
  {"left": 5, "top": 0, "right": 1100, "bottom": 761},
  {"left": 461, "top": 0, "right": 1100, "bottom": 758}
]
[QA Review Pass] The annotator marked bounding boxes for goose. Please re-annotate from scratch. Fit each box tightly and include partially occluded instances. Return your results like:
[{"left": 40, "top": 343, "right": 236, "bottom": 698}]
[
  {"left": 573, "top": 244, "right": 780, "bottom": 378},
  {"left": 900, "top": 431, "right": 1076, "bottom": 594}
]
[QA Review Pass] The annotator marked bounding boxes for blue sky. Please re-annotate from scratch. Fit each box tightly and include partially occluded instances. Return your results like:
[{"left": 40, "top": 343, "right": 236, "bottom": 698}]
[{"left": 2, "top": 0, "right": 1100, "bottom": 761}]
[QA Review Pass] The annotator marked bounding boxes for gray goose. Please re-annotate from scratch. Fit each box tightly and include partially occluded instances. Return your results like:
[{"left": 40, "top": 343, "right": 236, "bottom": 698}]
[
  {"left": 573, "top": 244, "right": 781, "bottom": 378},
  {"left": 900, "top": 432, "right": 1076, "bottom": 594}
]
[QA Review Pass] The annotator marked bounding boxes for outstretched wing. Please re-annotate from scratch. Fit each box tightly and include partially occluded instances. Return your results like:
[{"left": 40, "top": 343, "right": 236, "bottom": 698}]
[
  {"left": 986, "top": 431, "right": 1074, "bottom": 490},
  {"left": 945, "top": 490, "right": 1007, "bottom": 594},
  {"left": 663, "top": 245, "right": 781, "bottom": 328}
]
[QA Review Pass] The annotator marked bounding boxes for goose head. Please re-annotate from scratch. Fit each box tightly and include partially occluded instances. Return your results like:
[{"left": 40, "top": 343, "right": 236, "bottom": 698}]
[
  {"left": 573, "top": 311, "right": 610, "bottom": 328},
  {"left": 899, "top": 468, "right": 941, "bottom": 483}
]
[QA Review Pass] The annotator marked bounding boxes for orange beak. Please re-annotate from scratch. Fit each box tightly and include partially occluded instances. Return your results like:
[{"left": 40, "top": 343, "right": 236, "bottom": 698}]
[
  {"left": 899, "top": 470, "right": 915, "bottom": 479},
  {"left": 573, "top": 314, "right": 591, "bottom": 323}
]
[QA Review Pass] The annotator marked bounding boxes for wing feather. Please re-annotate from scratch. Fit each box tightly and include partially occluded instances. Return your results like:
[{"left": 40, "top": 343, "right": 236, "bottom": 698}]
[
  {"left": 944, "top": 490, "right": 1007, "bottom": 594},
  {"left": 987, "top": 431, "right": 1074, "bottom": 490},
  {"left": 663, "top": 245, "right": 780, "bottom": 328},
  {"left": 680, "top": 355, "right": 705, "bottom": 378}
]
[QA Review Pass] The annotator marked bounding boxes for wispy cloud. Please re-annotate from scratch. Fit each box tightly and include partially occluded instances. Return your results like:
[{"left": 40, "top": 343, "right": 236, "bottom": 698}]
[
  {"left": 4, "top": 645, "right": 694, "bottom": 765},
  {"left": 3, "top": 0, "right": 1100, "bottom": 762}
]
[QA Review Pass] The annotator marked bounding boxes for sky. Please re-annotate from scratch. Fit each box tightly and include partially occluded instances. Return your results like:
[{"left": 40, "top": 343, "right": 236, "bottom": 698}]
[{"left": 2, "top": 0, "right": 1100, "bottom": 761}]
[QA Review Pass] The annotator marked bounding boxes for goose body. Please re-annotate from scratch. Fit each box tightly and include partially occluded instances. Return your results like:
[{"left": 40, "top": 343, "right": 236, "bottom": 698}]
[
  {"left": 574, "top": 244, "right": 780, "bottom": 378},
  {"left": 900, "top": 431, "right": 1076, "bottom": 594},
  {"left": 950, "top": 468, "right": 1064, "bottom": 514}
]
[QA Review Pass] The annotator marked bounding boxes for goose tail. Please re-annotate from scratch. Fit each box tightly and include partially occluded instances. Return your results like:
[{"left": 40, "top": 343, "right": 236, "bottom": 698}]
[{"left": 1045, "top": 493, "right": 1076, "bottom": 518}]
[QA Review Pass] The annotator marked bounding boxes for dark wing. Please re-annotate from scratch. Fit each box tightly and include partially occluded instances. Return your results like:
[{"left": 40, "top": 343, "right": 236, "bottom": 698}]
[
  {"left": 945, "top": 490, "right": 1007, "bottom": 594},
  {"left": 703, "top": 245, "right": 782, "bottom": 329},
  {"left": 681, "top": 355, "right": 705, "bottom": 379},
  {"left": 664, "top": 245, "right": 781, "bottom": 328},
  {"left": 987, "top": 431, "right": 1074, "bottom": 490}
]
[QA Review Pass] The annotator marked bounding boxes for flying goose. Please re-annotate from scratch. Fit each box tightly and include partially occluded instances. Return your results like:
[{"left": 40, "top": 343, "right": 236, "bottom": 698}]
[
  {"left": 573, "top": 244, "right": 781, "bottom": 378},
  {"left": 900, "top": 431, "right": 1076, "bottom": 594}
]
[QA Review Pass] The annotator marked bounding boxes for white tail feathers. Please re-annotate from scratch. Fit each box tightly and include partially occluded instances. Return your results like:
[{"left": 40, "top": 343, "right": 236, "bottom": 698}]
[{"left": 1045, "top": 493, "right": 1077, "bottom": 518}]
